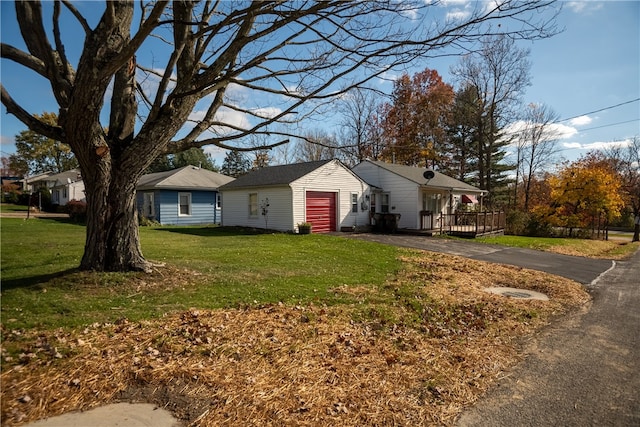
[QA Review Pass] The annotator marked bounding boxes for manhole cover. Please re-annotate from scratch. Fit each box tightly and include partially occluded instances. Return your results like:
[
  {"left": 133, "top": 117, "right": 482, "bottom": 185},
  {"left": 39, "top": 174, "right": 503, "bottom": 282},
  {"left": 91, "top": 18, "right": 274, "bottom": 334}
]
[{"left": 483, "top": 287, "right": 549, "bottom": 301}]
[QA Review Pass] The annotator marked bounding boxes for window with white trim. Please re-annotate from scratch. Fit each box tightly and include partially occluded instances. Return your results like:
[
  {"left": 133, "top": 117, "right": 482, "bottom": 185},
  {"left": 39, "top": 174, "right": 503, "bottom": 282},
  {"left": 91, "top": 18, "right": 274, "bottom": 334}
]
[
  {"left": 178, "top": 192, "right": 192, "bottom": 216},
  {"left": 249, "top": 193, "right": 258, "bottom": 217},
  {"left": 381, "top": 193, "right": 390, "bottom": 213},
  {"left": 351, "top": 193, "right": 358, "bottom": 213}
]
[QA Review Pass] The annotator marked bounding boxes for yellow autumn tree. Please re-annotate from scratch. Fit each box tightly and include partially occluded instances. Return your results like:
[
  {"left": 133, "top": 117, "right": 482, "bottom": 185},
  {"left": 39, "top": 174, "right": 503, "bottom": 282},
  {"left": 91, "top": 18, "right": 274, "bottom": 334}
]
[{"left": 545, "top": 154, "right": 625, "bottom": 236}]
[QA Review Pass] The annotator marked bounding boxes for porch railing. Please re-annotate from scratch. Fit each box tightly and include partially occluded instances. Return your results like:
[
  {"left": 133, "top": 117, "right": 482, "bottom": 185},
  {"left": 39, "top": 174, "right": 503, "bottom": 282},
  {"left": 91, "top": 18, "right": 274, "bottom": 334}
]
[{"left": 420, "top": 211, "right": 505, "bottom": 236}]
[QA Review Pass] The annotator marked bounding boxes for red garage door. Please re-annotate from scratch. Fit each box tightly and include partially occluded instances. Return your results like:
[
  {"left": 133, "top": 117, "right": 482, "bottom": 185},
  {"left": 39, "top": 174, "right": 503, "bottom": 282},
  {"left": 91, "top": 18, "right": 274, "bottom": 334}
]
[{"left": 305, "top": 191, "right": 337, "bottom": 233}]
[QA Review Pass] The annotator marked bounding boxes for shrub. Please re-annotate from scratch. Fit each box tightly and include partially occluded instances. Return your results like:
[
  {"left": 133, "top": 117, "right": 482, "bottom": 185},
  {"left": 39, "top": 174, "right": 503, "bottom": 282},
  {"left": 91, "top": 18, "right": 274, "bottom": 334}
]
[
  {"left": 139, "top": 215, "right": 160, "bottom": 227},
  {"left": 16, "top": 188, "right": 54, "bottom": 211},
  {"left": 524, "top": 212, "right": 554, "bottom": 237},
  {"left": 1, "top": 183, "right": 21, "bottom": 204},
  {"left": 505, "top": 210, "right": 530, "bottom": 236},
  {"left": 66, "top": 199, "right": 87, "bottom": 223},
  {"left": 37, "top": 188, "right": 53, "bottom": 212}
]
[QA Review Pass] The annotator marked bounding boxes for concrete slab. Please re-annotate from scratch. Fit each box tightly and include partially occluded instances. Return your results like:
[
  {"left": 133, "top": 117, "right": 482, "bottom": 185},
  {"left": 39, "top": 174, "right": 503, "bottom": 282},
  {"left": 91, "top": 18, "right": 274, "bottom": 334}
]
[
  {"left": 23, "top": 403, "right": 182, "bottom": 427},
  {"left": 484, "top": 286, "right": 549, "bottom": 301}
]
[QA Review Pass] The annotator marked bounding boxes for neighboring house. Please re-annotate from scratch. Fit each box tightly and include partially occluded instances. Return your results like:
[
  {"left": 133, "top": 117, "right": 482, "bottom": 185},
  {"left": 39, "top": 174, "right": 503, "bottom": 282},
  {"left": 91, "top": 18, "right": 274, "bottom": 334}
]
[
  {"left": 136, "top": 165, "right": 234, "bottom": 225},
  {"left": 219, "top": 159, "right": 371, "bottom": 233},
  {"left": 21, "top": 171, "right": 54, "bottom": 193},
  {"left": 25, "top": 169, "right": 85, "bottom": 206},
  {"left": 352, "top": 160, "right": 486, "bottom": 231}
]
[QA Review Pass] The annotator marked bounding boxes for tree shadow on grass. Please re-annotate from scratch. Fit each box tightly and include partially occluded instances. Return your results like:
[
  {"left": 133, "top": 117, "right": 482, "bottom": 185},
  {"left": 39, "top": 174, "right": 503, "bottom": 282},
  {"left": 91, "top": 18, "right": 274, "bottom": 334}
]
[
  {"left": 154, "top": 226, "right": 279, "bottom": 237},
  {"left": 1, "top": 268, "right": 80, "bottom": 291}
]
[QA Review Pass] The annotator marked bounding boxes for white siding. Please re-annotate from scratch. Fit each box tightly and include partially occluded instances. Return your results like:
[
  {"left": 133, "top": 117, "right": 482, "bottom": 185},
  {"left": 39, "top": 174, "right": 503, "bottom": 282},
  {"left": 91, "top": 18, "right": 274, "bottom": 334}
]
[
  {"left": 52, "top": 181, "right": 86, "bottom": 206},
  {"left": 352, "top": 162, "right": 421, "bottom": 229},
  {"left": 221, "top": 187, "right": 294, "bottom": 231},
  {"left": 292, "top": 160, "right": 371, "bottom": 231}
]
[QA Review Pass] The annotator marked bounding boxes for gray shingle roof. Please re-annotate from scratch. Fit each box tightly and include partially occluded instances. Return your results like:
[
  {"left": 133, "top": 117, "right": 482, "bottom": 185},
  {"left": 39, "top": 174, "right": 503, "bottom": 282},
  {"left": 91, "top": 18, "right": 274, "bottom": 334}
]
[
  {"left": 137, "top": 165, "right": 234, "bottom": 191},
  {"left": 219, "top": 160, "right": 333, "bottom": 190},
  {"left": 362, "top": 160, "right": 484, "bottom": 193},
  {"left": 28, "top": 169, "right": 82, "bottom": 186}
]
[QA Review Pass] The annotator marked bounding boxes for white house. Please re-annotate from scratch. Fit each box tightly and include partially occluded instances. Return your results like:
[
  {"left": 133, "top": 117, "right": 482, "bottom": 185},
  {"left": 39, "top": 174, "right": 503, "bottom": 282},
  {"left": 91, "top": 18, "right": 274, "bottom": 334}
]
[
  {"left": 219, "top": 159, "right": 371, "bottom": 233},
  {"left": 352, "top": 160, "right": 486, "bottom": 231},
  {"left": 35, "top": 169, "right": 85, "bottom": 206}
]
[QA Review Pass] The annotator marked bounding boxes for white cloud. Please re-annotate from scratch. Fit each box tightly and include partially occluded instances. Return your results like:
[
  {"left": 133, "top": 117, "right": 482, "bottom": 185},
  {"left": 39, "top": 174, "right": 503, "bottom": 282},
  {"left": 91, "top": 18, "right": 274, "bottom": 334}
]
[
  {"left": 566, "top": 1, "right": 587, "bottom": 13},
  {"left": 137, "top": 68, "right": 177, "bottom": 101},
  {"left": 376, "top": 70, "right": 399, "bottom": 85},
  {"left": 398, "top": 5, "right": 419, "bottom": 20},
  {"left": 562, "top": 142, "right": 583, "bottom": 149},
  {"left": 1, "top": 135, "right": 16, "bottom": 148},
  {"left": 202, "top": 144, "right": 227, "bottom": 164},
  {"left": 446, "top": 9, "right": 472, "bottom": 21},
  {"left": 434, "top": 0, "right": 473, "bottom": 21},
  {"left": 551, "top": 123, "right": 579, "bottom": 139},
  {"left": 438, "top": 0, "right": 470, "bottom": 6},
  {"left": 562, "top": 138, "right": 633, "bottom": 151},
  {"left": 187, "top": 106, "right": 251, "bottom": 138},
  {"left": 566, "top": 1, "right": 604, "bottom": 14},
  {"left": 251, "top": 107, "right": 282, "bottom": 120},
  {"left": 568, "top": 115, "right": 593, "bottom": 127},
  {"left": 504, "top": 120, "right": 578, "bottom": 143}
]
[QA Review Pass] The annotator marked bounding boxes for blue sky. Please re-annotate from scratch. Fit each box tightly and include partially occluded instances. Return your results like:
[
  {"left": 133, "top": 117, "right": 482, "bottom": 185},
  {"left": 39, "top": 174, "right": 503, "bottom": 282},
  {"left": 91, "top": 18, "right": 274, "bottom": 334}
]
[{"left": 1, "top": 1, "right": 638, "bottom": 167}]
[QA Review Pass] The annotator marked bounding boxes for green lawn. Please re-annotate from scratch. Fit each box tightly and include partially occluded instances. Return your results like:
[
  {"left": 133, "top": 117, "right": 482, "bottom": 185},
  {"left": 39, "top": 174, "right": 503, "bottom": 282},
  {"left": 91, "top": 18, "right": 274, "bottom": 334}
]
[
  {"left": 0, "top": 203, "right": 28, "bottom": 213},
  {"left": 0, "top": 219, "right": 400, "bottom": 330}
]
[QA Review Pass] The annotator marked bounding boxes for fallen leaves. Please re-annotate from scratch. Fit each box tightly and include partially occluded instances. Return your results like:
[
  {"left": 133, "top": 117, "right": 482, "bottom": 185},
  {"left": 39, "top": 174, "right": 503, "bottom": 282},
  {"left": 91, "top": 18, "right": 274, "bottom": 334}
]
[{"left": 1, "top": 249, "right": 590, "bottom": 426}]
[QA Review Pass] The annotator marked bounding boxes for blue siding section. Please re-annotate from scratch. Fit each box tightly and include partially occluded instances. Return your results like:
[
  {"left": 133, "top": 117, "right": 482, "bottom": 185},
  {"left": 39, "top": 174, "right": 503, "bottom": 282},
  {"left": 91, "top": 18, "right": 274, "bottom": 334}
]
[{"left": 137, "top": 190, "right": 221, "bottom": 225}]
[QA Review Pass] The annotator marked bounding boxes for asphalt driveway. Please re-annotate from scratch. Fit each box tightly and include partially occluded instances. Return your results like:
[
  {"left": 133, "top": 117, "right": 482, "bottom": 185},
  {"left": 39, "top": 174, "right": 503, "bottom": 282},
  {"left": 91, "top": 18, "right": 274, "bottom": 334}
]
[
  {"left": 343, "top": 233, "right": 614, "bottom": 285},
  {"left": 456, "top": 244, "right": 640, "bottom": 426}
]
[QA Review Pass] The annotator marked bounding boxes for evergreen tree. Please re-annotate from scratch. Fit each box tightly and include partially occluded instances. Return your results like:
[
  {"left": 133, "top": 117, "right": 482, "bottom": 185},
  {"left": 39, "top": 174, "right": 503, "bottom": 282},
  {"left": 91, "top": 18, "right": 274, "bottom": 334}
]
[
  {"left": 173, "top": 148, "right": 218, "bottom": 171},
  {"left": 146, "top": 148, "right": 218, "bottom": 173},
  {"left": 221, "top": 150, "right": 251, "bottom": 178},
  {"left": 445, "top": 85, "right": 480, "bottom": 184}
]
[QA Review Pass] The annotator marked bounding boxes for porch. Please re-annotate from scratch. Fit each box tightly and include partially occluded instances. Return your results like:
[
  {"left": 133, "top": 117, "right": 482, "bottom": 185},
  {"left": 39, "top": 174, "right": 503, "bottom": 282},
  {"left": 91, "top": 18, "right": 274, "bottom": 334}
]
[{"left": 419, "top": 211, "right": 506, "bottom": 237}]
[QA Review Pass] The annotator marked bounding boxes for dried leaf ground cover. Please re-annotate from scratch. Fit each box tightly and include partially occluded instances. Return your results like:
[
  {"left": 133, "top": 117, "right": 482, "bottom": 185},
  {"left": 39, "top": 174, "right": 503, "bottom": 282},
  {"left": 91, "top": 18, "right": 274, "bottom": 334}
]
[
  {"left": 477, "top": 234, "right": 639, "bottom": 260},
  {"left": 545, "top": 240, "right": 638, "bottom": 259},
  {"left": 1, "top": 249, "right": 589, "bottom": 426}
]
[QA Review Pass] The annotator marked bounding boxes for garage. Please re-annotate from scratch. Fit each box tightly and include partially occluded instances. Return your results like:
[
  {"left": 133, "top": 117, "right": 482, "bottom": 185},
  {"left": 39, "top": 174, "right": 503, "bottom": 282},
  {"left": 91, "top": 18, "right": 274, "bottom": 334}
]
[{"left": 305, "top": 191, "right": 337, "bottom": 233}]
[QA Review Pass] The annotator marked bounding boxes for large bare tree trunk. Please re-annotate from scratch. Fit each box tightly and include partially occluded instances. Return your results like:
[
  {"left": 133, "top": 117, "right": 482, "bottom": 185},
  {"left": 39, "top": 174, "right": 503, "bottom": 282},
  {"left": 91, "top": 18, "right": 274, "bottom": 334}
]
[{"left": 80, "top": 164, "right": 148, "bottom": 271}]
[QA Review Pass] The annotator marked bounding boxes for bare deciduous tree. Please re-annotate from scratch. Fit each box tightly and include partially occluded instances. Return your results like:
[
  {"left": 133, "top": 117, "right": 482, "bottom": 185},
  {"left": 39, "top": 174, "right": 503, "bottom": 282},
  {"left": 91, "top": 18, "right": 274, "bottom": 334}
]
[
  {"left": 515, "top": 102, "right": 561, "bottom": 211},
  {"left": 451, "top": 35, "right": 532, "bottom": 207},
  {"left": 337, "top": 87, "right": 384, "bottom": 166},
  {"left": 1, "top": 0, "right": 558, "bottom": 271},
  {"left": 295, "top": 129, "right": 338, "bottom": 163},
  {"left": 604, "top": 136, "right": 640, "bottom": 241}
]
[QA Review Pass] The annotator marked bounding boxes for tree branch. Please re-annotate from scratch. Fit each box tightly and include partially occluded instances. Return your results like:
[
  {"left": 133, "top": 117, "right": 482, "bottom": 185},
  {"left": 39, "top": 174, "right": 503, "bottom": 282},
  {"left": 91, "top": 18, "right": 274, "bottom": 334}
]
[
  {"left": 61, "top": 0, "right": 91, "bottom": 35},
  {"left": 0, "top": 43, "right": 47, "bottom": 76},
  {"left": 1, "top": 84, "right": 63, "bottom": 141}
]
